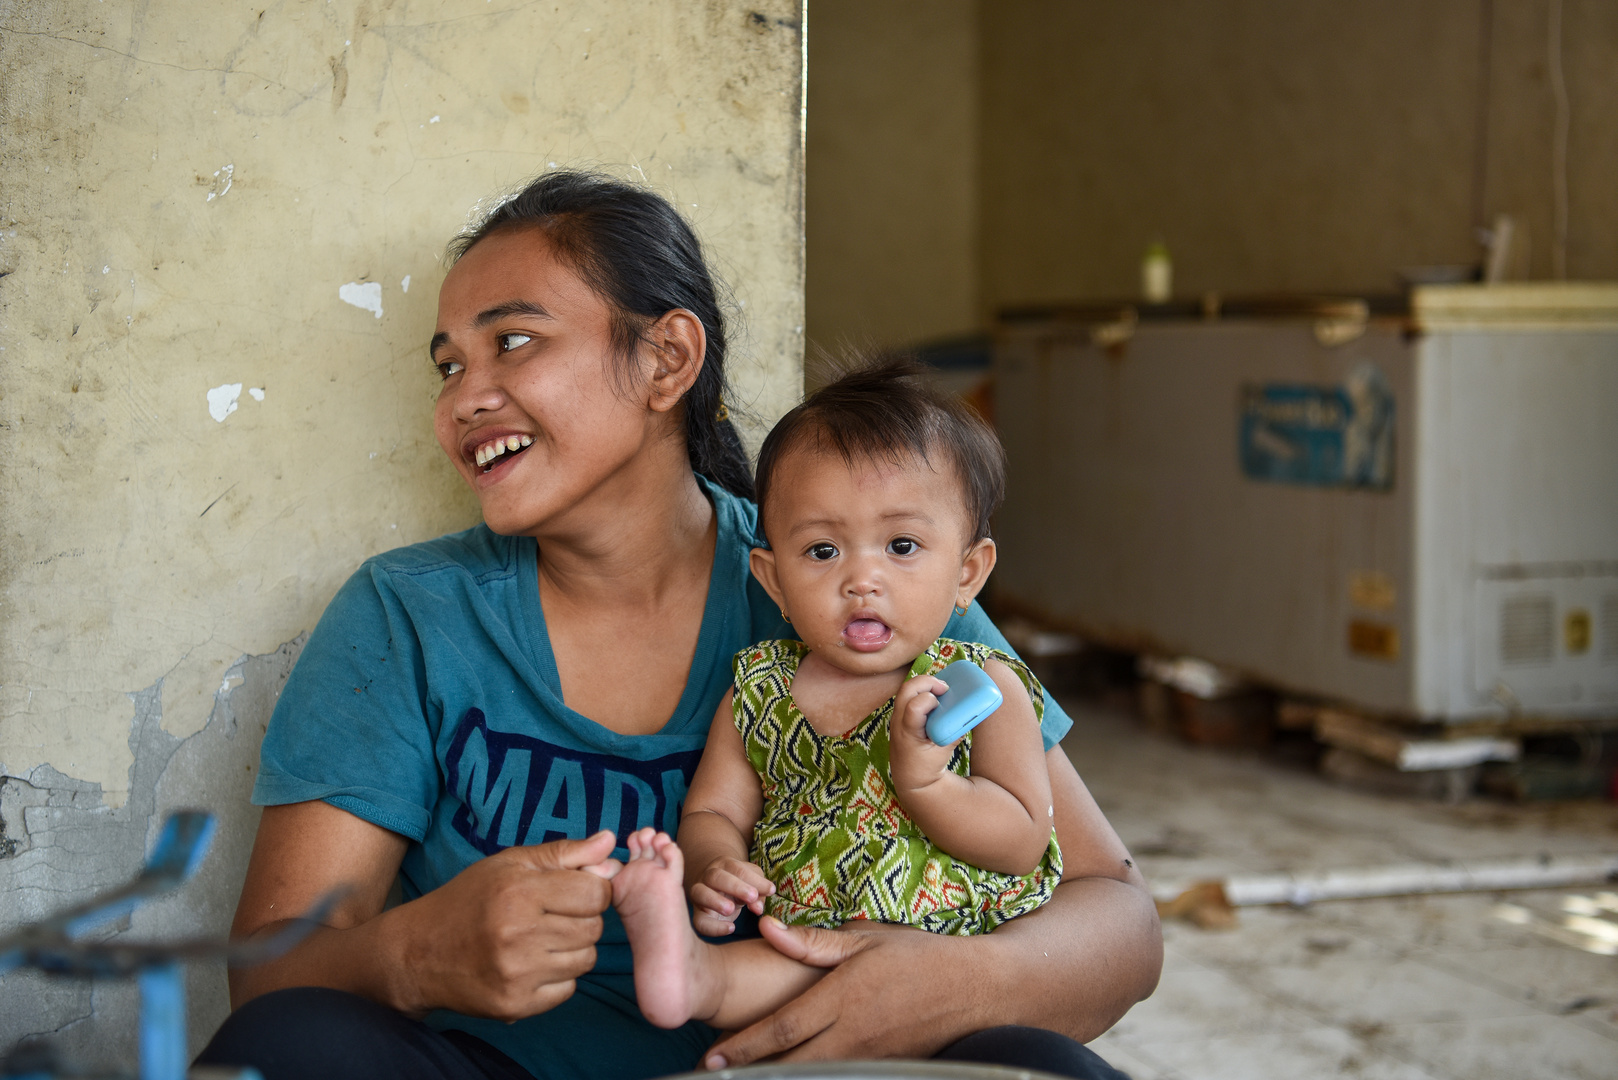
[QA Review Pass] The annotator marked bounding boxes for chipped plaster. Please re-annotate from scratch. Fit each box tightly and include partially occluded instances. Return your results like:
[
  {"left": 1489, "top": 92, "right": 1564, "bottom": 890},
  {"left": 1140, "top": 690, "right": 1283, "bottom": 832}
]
[{"left": 0, "top": 637, "right": 306, "bottom": 1062}]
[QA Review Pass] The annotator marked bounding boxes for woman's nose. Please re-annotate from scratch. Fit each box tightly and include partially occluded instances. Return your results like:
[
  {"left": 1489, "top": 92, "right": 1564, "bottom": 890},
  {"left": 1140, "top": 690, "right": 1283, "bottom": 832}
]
[{"left": 449, "top": 361, "right": 506, "bottom": 422}]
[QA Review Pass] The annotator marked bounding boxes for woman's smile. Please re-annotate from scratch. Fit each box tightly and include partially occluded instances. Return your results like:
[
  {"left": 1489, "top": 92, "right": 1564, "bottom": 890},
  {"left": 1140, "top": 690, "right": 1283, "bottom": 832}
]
[{"left": 470, "top": 432, "right": 534, "bottom": 470}]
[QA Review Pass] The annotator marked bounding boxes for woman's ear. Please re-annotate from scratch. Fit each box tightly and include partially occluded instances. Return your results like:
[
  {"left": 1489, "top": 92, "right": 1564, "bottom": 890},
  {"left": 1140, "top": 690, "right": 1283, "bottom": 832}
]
[
  {"left": 955, "top": 538, "right": 997, "bottom": 609},
  {"left": 646, "top": 308, "right": 706, "bottom": 414},
  {"left": 749, "top": 546, "right": 788, "bottom": 613}
]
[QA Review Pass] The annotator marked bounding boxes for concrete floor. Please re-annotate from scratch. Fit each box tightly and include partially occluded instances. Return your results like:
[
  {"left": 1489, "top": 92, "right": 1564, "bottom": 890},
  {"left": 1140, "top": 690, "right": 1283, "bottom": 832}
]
[{"left": 1064, "top": 700, "right": 1618, "bottom": 1080}]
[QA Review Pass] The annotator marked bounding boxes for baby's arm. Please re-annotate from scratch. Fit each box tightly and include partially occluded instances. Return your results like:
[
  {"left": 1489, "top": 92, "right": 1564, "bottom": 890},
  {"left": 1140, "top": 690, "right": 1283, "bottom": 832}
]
[
  {"left": 888, "top": 659, "right": 1054, "bottom": 876},
  {"left": 679, "top": 689, "right": 775, "bottom": 935}
]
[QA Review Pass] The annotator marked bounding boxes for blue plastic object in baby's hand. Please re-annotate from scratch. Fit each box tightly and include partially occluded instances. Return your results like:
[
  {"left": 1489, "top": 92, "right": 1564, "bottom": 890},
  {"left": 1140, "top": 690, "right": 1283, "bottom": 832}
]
[{"left": 925, "top": 658, "right": 1004, "bottom": 745}]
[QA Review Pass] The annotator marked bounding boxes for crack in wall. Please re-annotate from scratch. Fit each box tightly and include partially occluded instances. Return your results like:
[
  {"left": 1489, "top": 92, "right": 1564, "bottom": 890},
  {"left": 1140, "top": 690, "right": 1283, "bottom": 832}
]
[{"left": 0, "top": 634, "right": 305, "bottom": 1062}]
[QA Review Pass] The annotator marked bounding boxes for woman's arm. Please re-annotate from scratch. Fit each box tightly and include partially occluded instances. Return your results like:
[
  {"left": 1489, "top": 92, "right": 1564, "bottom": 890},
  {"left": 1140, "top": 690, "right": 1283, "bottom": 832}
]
[
  {"left": 887, "top": 660, "right": 1054, "bottom": 875},
  {"left": 230, "top": 800, "right": 618, "bottom": 1021},
  {"left": 679, "top": 691, "right": 774, "bottom": 935},
  {"left": 704, "top": 746, "right": 1161, "bottom": 1066}
]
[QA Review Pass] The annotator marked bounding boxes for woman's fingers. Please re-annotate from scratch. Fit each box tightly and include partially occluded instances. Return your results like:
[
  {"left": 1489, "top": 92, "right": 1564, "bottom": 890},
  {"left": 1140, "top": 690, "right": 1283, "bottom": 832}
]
[
  {"left": 705, "top": 982, "right": 839, "bottom": 1069},
  {"left": 580, "top": 858, "right": 623, "bottom": 881},
  {"left": 393, "top": 836, "right": 623, "bottom": 1021},
  {"left": 510, "top": 829, "right": 618, "bottom": 872},
  {"left": 706, "top": 925, "right": 970, "bottom": 1068},
  {"left": 537, "top": 945, "right": 600, "bottom": 979},
  {"left": 530, "top": 909, "right": 607, "bottom": 953}
]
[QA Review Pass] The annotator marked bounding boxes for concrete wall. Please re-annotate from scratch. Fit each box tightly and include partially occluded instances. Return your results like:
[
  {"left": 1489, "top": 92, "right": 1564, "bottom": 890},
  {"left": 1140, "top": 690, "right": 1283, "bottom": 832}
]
[
  {"left": 804, "top": 0, "right": 978, "bottom": 366},
  {"left": 982, "top": 0, "right": 1618, "bottom": 306},
  {"left": 0, "top": 0, "right": 804, "bottom": 1062},
  {"left": 804, "top": 1, "right": 1616, "bottom": 344}
]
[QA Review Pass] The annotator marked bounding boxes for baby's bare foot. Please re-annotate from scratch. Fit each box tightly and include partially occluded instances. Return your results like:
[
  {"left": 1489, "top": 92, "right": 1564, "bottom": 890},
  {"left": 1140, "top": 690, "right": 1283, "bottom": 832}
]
[{"left": 613, "top": 828, "right": 715, "bottom": 1028}]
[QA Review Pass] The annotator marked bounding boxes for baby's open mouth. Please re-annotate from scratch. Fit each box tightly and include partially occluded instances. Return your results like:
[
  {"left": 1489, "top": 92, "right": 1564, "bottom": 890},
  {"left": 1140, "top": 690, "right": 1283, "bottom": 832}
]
[
  {"left": 843, "top": 617, "right": 892, "bottom": 651},
  {"left": 473, "top": 434, "right": 533, "bottom": 473}
]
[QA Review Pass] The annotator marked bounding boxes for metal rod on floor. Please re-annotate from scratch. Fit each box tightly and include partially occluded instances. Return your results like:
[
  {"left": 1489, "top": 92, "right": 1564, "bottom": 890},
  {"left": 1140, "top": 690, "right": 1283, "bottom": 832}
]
[
  {"left": 1157, "top": 853, "right": 1618, "bottom": 928},
  {"left": 1221, "top": 852, "right": 1618, "bottom": 907}
]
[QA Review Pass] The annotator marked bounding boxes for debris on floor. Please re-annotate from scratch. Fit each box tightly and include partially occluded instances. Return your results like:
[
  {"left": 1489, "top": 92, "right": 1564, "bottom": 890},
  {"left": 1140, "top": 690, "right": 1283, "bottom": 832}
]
[
  {"left": 1137, "top": 655, "right": 1274, "bottom": 748},
  {"left": 1063, "top": 697, "right": 1618, "bottom": 1080},
  {"left": 1313, "top": 709, "right": 1520, "bottom": 772}
]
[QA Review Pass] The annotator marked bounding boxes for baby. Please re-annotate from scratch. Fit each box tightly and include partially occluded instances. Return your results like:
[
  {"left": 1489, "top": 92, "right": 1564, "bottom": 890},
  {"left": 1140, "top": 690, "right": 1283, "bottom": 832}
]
[{"left": 607, "top": 355, "right": 1061, "bottom": 1039}]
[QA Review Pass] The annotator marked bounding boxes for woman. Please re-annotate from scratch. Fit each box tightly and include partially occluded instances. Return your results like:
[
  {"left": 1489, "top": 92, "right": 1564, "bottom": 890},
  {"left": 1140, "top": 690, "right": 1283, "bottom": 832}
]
[{"left": 198, "top": 171, "right": 1161, "bottom": 1080}]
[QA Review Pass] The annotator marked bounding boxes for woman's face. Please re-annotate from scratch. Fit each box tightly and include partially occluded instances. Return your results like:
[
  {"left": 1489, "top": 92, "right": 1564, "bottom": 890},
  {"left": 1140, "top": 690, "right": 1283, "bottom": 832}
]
[{"left": 431, "top": 228, "right": 664, "bottom": 536}]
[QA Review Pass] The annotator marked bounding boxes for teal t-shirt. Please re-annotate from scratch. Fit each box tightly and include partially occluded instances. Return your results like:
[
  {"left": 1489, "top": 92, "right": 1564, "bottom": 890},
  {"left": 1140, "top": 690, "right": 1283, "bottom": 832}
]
[{"left": 253, "top": 476, "right": 1073, "bottom": 1079}]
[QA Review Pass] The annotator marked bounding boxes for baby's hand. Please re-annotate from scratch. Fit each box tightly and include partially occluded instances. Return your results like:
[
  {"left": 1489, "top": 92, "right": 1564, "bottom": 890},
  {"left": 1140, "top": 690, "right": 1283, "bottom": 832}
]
[
  {"left": 889, "top": 673, "right": 959, "bottom": 791},
  {"left": 689, "top": 856, "right": 775, "bottom": 936}
]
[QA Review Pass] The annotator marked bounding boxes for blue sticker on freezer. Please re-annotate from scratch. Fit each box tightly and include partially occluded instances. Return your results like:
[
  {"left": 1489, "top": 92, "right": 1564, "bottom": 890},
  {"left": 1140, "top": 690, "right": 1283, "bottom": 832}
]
[{"left": 1239, "top": 364, "right": 1394, "bottom": 489}]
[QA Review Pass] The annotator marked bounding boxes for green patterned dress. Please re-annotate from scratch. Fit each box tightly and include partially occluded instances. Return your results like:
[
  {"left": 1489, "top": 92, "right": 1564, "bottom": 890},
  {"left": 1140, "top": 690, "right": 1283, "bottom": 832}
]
[{"left": 731, "top": 637, "right": 1062, "bottom": 936}]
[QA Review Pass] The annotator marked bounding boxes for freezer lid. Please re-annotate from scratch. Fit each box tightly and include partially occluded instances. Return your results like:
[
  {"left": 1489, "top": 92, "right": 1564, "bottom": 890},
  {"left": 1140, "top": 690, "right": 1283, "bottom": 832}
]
[{"left": 1414, "top": 282, "right": 1618, "bottom": 331}]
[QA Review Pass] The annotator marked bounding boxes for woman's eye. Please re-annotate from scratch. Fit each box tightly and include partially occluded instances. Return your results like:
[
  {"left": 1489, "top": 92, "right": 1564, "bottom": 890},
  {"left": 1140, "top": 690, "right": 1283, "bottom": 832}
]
[
  {"left": 436, "top": 360, "right": 464, "bottom": 380},
  {"left": 807, "top": 543, "right": 839, "bottom": 561},
  {"left": 887, "top": 537, "right": 918, "bottom": 556},
  {"left": 498, "top": 332, "right": 532, "bottom": 352}
]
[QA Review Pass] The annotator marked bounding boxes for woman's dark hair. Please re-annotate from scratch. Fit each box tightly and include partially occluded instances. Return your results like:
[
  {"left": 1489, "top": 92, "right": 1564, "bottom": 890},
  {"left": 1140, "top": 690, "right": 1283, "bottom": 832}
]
[
  {"left": 754, "top": 352, "right": 1006, "bottom": 543},
  {"left": 448, "top": 170, "right": 753, "bottom": 500}
]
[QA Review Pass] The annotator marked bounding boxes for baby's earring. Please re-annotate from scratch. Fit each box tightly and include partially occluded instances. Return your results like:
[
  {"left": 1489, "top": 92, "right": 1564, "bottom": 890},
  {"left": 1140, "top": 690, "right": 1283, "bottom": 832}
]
[
  {"left": 781, "top": 608, "right": 792, "bottom": 625},
  {"left": 953, "top": 600, "right": 971, "bottom": 617}
]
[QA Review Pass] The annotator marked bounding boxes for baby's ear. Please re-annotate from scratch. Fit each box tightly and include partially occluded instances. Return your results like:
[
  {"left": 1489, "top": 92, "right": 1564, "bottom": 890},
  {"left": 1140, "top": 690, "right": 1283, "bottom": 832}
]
[
  {"left": 955, "top": 537, "right": 998, "bottom": 607},
  {"left": 749, "top": 546, "right": 786, "bottom": 609}
]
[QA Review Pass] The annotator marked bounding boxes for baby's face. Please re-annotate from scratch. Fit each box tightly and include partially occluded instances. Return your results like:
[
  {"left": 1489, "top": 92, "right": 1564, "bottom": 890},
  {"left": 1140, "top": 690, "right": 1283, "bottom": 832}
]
[{"left": 754, "top": 448, "right": 986, "bottom": 676}]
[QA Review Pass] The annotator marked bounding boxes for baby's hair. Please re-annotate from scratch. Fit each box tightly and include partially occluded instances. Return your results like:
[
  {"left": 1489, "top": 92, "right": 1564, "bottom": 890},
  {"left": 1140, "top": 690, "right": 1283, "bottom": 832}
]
[{"left": 755, "top": 352, "right": 1007, "bottom": 543}]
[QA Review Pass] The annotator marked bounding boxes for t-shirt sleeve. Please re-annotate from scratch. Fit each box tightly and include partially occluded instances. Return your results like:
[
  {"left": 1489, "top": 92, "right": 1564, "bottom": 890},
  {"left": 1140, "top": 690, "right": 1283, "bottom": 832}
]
[
  {"left": 943, "top": 605, "right": 1074, "bottom": 750},
  {"left": 252, "top": 562, "right": 441, "bottom": 841}
]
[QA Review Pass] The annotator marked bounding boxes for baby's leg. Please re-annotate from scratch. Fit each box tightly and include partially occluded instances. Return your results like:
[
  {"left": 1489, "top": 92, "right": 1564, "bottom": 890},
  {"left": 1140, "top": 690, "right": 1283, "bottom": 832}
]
[{"left": 613, "top": 828, "right": 826, "bottom": 1030}]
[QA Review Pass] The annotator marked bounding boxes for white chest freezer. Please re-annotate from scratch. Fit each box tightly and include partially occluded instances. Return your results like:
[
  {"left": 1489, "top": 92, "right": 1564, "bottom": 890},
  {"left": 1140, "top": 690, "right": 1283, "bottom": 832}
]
[{"left": 992, "top": 284, "right": 1618, "bottom": 722}]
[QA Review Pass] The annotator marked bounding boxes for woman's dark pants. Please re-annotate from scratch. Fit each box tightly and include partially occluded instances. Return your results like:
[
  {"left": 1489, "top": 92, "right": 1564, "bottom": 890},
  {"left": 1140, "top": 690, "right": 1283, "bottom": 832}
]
[{"left": 196, "top": 987, "right": 1130, "bottom": 1080}]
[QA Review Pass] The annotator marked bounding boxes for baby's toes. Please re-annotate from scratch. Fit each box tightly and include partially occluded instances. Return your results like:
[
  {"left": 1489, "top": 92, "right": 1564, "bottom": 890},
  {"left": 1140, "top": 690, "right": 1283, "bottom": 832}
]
[
  {"left": 653, "top": 834, "right": 684, "bottom": 875},
  {"left": 626, "top": 827, "right": 656, "bottom": 860}
]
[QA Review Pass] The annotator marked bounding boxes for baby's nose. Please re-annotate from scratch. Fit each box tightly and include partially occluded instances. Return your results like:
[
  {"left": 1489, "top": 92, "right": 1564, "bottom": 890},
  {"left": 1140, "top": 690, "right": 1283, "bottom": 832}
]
[{"left": 843, "top": 570, "right": 882, "bottom": 597}]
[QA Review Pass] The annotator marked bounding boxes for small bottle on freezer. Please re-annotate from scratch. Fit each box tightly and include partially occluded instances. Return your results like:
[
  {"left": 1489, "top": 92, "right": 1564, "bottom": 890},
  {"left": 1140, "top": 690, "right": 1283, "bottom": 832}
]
[{"left": 1142, "top": 241, "right": 1172, "bottom": 304}]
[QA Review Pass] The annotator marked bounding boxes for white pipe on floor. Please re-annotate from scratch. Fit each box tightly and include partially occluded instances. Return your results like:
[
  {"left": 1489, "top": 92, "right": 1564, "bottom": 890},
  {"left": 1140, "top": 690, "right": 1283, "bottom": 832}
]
[{"left": 1217, "top": 853, "right": 1618, "bottom": 907}]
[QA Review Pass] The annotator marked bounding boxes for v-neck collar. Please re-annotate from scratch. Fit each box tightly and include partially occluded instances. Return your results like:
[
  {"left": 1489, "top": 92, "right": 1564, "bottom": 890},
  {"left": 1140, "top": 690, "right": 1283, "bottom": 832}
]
[{"left": 517, "top": 477, "right": 735, "bottom": 746}]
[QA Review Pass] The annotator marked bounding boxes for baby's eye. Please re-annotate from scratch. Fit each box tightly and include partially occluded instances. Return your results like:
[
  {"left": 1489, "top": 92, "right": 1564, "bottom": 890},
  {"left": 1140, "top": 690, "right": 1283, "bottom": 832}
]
[
  {"left": 436, "top": 360, "right": 464, "bottom": 380},
  {"left": 498, "top": 332, "right": 532, "bottom": 352},
  {"left": 887, "top": 537, "right": 919, "bottom": 556},
  {"left": 807, "top": 542, "right": 839, "bottom": 561}
]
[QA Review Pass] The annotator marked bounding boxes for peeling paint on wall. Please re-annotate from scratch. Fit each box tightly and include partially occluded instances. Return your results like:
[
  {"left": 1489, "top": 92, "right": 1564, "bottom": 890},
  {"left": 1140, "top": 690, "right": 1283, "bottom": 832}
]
[
  {"left": 0, "top": 637, "right": 305, "bottom": 1065},
  {"left": 338, "top": 281, "right": 385, "bottom": 320},
  {"left": 206, "top": 383, "right": 243, "bottom": 423}
]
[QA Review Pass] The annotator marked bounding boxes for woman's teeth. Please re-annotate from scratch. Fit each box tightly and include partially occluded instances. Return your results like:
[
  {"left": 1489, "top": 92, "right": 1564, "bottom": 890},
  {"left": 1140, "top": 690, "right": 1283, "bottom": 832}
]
[{"left": 474, "top": 434, "right": 533, "bottom": 468}]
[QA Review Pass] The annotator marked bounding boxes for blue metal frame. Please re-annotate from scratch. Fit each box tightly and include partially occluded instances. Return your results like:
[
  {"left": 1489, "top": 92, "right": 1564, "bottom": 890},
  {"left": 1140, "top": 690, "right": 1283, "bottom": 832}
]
[{"left": 1, "top": 811, "right": 334, "bottom": 1080}]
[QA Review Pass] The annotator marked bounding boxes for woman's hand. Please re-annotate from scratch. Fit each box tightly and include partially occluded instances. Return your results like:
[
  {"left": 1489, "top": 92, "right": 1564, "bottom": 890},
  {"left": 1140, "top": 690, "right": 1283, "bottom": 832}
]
[
  {"left": 230, "top": 802, "right": 620, "bottom": 1023},
  {"left": 386, "top": 829, "right": 619, "bottom": 1020},
  {"left": 689, "top": 855, "right": 775, "bottom": 936},
  {"left": 704, "top": 919, "right": 991, "bottom": 1068}
]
